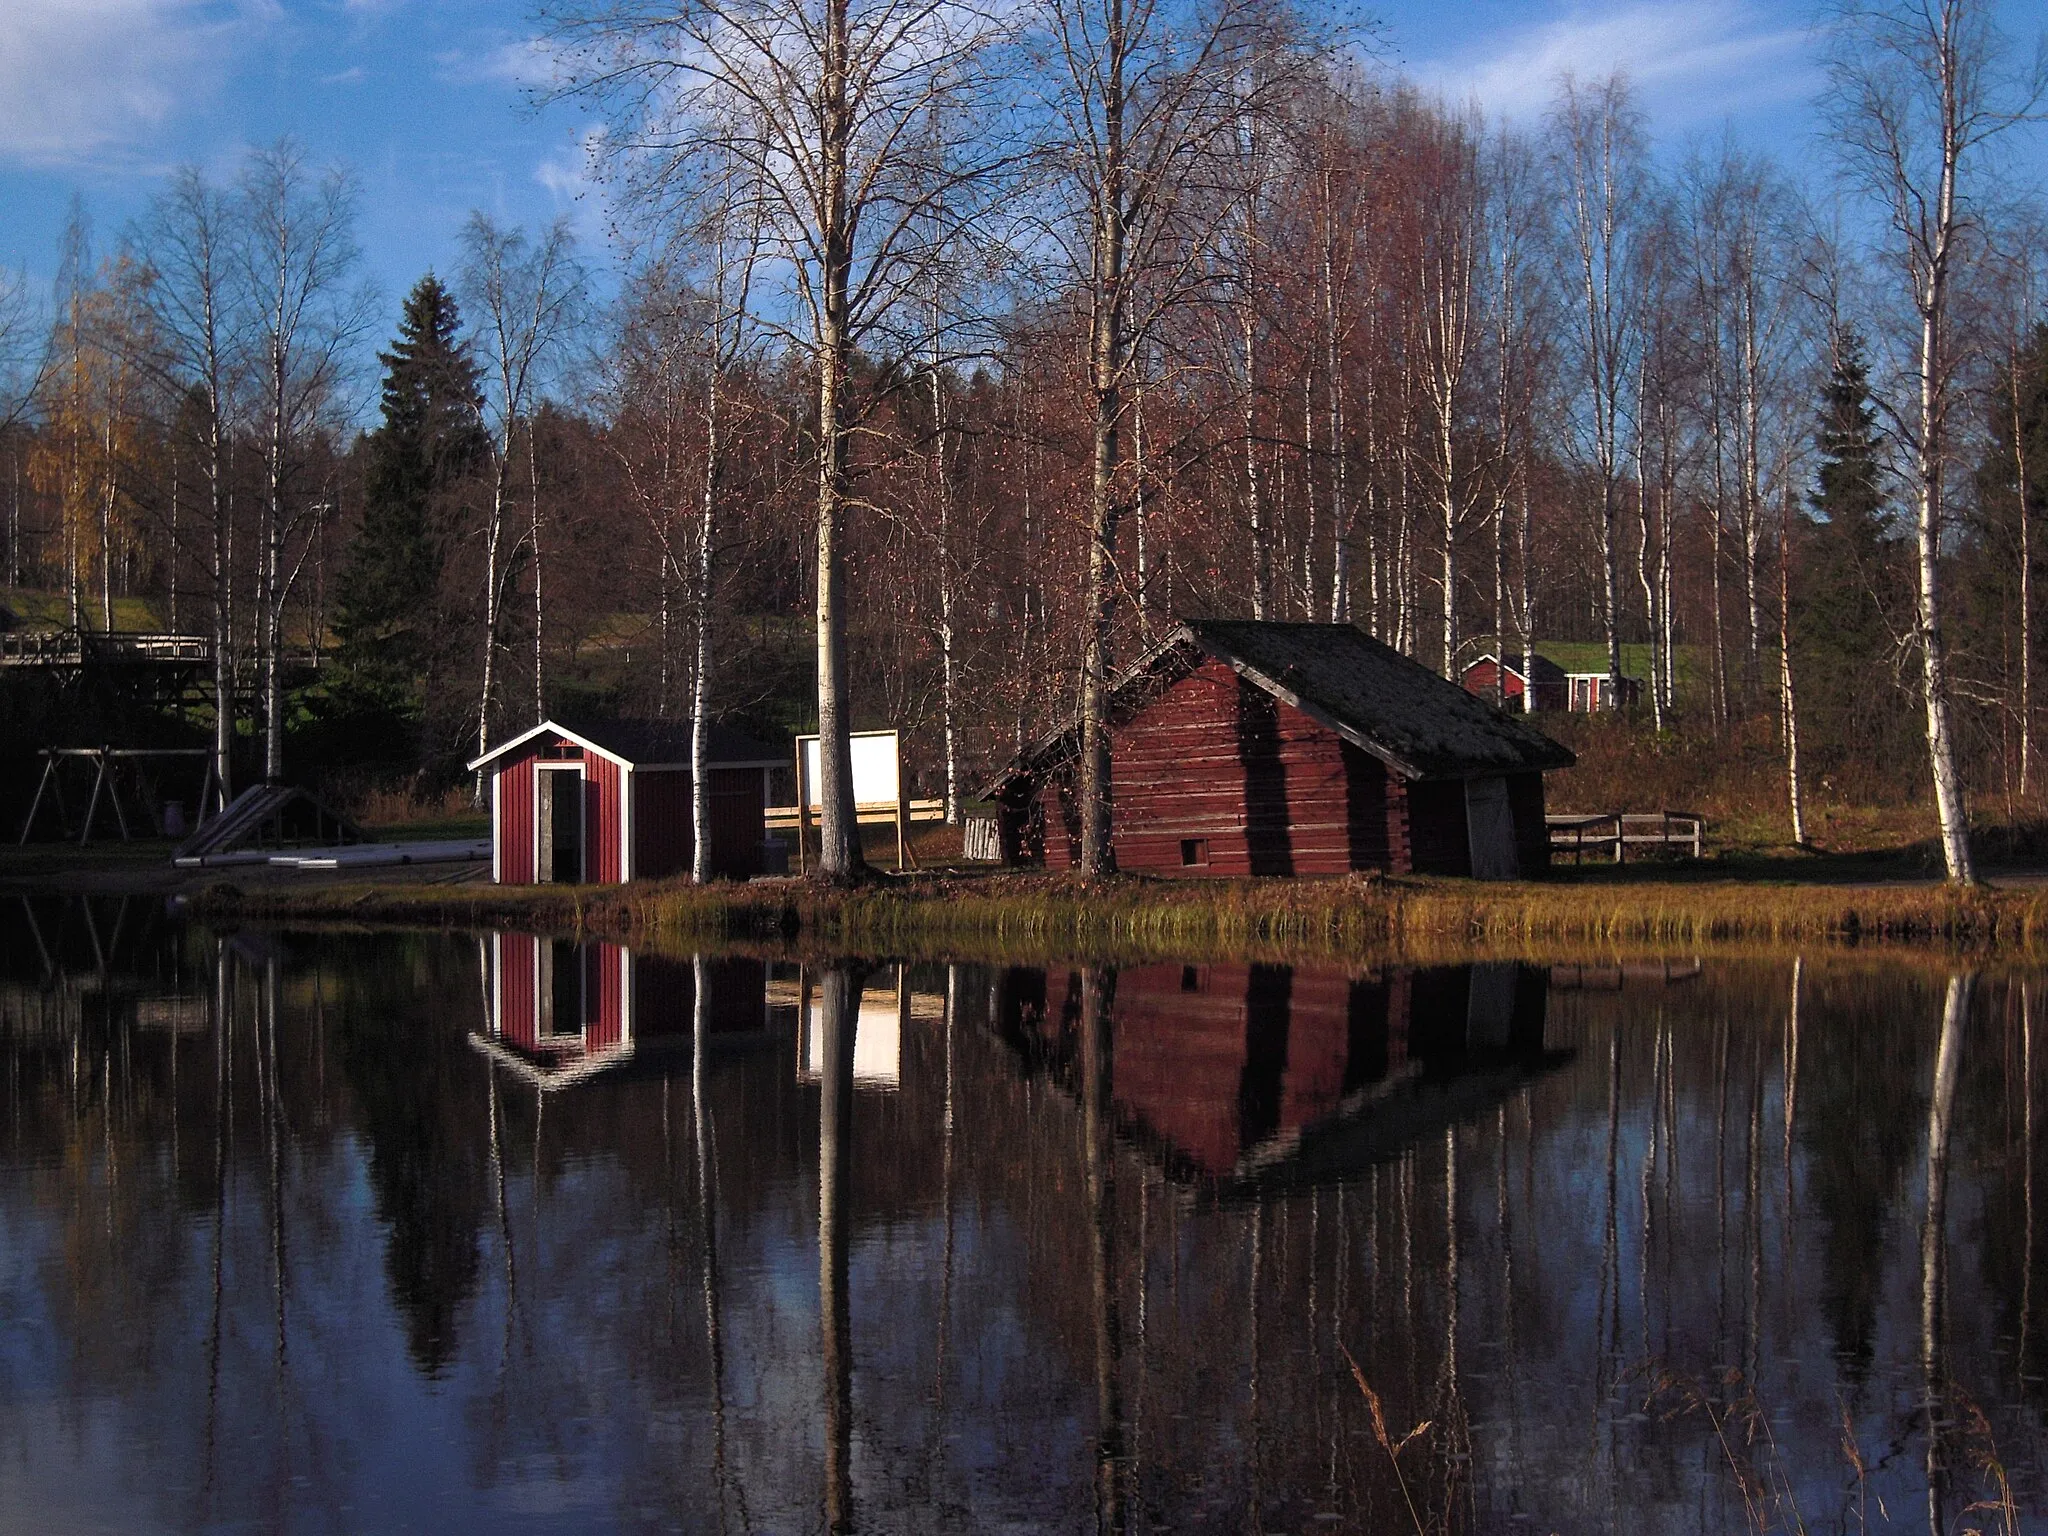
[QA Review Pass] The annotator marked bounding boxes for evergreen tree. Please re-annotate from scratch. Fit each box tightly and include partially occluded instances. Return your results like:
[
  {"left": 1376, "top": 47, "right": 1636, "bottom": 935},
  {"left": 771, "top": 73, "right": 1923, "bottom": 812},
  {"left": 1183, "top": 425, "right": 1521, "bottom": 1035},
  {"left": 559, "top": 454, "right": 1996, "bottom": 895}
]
[
  {"left": 326, "top": 275, "right": 486, "bottom": 766},
  {"left": 1795, "top": 331, "right": 1910, "bottom": 784}
]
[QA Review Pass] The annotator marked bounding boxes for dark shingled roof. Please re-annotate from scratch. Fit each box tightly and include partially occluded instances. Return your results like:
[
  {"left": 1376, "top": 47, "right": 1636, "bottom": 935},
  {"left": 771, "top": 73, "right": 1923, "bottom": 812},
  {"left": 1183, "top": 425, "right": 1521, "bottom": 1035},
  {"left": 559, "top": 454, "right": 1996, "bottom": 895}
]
[
  {"left": 1181, "top": 620, "right": 1574, "bottom": 778},
  {"left": 991, "top": 619, "right": 1573, "bottom": 790}
]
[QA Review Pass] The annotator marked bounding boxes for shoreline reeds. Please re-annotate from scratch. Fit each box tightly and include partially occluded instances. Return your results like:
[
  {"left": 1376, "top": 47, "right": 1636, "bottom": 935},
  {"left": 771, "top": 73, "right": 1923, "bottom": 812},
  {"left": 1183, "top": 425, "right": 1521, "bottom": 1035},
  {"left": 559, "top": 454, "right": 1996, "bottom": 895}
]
[{"left": 182, "top": 870, "right": 2048, "bottom": 968}]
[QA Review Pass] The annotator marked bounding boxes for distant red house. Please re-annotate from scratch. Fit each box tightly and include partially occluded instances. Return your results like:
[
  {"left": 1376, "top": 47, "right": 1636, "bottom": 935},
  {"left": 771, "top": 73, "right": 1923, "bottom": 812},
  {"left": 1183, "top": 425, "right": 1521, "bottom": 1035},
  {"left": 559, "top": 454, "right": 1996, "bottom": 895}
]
[
  {"left": 468, "top": 718, "right": 782, "bottom": 885},
  {"left": 1461, "top": 652, "right": 1568, "bottom": 712},
  {"left": 987, "top": 620, "right": 1574, "bottom": 880},
  {"left": 1463, "top": 652, "right": 1643, "bottom": 713},
  {"left": 1461, "top": 651, "right": 1642, "bottom": 713}
]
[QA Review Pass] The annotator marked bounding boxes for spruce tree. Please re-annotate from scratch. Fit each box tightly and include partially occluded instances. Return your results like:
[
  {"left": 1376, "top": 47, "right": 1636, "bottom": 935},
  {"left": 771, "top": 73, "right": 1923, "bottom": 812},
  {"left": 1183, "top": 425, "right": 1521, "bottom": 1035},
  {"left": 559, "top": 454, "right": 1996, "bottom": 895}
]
[
  {"left": 329, "top": 275, "right": 486, "bottom": 764},
  {"left": 1796, "top": 331, "right": 1908, "bottom": 778}
]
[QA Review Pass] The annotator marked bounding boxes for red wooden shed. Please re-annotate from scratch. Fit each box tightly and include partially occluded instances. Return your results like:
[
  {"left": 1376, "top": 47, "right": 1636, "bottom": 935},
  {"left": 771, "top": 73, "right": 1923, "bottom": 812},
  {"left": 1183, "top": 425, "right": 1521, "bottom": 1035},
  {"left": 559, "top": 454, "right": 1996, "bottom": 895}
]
[
  {"left": 1460, "top": 651, "right": 1569, "bottom": 712},
  {"left": 988, "top": 620, "right": 1574, "bottom": 880},
  {"left": 468, "top": 718, "right": 783, "bottom": 885}
]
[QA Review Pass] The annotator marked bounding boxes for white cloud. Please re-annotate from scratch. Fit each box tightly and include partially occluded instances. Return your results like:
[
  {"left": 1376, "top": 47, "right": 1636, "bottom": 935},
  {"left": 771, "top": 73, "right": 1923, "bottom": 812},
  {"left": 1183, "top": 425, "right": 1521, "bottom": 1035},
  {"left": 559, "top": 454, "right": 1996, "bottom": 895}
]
[
  {"left": 439, "top": 35, "right": 557, "bottom": 89},
  {"left": 1408, "top": 2, "right": 1817, "bottom": 126},
  {"left": 0, "top": 0, "right": 272, "bottom": 166},
  {"left": 535, "top": 126, "right": 611, "bottom": 248}
]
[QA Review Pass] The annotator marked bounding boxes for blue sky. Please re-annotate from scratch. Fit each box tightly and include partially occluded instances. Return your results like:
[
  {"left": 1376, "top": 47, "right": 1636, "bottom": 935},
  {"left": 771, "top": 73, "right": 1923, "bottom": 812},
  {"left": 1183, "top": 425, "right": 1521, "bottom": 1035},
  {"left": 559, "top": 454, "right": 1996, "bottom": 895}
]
[{"left": 0, "top": 0, "right": 2040, "bottom": 314}]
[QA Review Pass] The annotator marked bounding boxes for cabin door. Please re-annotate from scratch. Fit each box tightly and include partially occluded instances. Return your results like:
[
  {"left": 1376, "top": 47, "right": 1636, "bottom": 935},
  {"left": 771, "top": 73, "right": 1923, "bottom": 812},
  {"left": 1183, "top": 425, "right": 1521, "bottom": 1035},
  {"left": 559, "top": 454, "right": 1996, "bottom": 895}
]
[
  {"left": 536, "top": 766, "right": 586, "bottom": 883},
  {"left": 1464, "top": 777, "right": 1520, "bottom": 880}
]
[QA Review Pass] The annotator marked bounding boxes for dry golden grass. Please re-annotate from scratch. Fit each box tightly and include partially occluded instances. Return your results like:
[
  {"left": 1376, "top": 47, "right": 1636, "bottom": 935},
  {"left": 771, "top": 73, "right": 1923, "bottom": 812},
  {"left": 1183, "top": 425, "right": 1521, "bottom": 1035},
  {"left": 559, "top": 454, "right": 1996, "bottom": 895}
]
[{"left": 189, "top": 866, "right": 2048, "bottom": 968}]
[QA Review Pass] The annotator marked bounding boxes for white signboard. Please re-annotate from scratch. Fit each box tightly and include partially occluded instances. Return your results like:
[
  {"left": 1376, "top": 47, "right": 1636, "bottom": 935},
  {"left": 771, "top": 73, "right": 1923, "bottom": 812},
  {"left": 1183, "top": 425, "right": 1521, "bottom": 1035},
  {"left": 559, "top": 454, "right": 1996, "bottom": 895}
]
[{"left": 797, "top": 729, "right": 900, "bottom": 811}]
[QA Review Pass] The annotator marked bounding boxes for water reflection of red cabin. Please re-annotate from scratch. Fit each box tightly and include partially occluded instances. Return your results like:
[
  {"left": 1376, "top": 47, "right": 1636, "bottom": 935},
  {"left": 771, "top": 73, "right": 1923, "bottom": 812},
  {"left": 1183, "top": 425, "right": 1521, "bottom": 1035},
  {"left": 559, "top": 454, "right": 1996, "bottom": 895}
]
[
  {"left": 999, "top": 963, "right": 1551, "bottom": 1181},
  {"left": 478, "top": 935, "right": 769, "bottom": 1088}
]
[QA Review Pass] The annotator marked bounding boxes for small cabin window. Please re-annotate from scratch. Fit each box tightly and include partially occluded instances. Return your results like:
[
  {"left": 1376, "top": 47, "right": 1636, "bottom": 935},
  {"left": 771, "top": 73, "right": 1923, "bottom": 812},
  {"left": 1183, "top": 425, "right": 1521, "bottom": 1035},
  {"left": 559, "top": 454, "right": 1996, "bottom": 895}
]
[
  {"left": 1180, "top": 965, "right": 1202, "bottom": 992},
  {"left": 1179, "top": 838, "right": 1209, "bottom": 867}
]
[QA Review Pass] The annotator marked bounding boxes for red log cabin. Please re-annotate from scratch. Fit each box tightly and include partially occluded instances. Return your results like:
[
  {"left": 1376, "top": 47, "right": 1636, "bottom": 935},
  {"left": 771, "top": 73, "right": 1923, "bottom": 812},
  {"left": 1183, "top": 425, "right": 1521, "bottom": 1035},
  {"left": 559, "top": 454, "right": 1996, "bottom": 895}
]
[
  {"left": 988, "top": 620, "right": 1574, "bottom": 879},
  {"left": 468, "top": 718, "right": 783, "bottom": 884}
]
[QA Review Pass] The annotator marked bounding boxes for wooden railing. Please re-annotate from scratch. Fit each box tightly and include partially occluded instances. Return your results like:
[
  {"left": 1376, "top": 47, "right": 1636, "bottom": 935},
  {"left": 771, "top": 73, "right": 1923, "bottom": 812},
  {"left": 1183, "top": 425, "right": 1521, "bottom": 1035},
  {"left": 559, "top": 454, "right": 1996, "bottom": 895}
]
[
  {"left": 0, "top": 629, "right": 213, "bottom": 666},
  {"left": 764, "top": 798, "right": 947, "bottom": 832},
  {"left": 1547, "top": 811, "right": 1705, "bottom": 863}
]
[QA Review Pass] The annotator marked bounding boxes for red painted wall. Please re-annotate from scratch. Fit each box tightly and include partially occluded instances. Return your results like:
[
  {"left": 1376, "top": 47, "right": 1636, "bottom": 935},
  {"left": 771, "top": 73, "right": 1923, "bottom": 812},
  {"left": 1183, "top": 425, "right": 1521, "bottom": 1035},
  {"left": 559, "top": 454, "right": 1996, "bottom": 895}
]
[
  {"left": 633, "top": 768, "right": 766, "bottom": 880},
  {"left": 584, "top": 753, "right": 622, "bottom": 884},
  {"left": 499, "top": 754, "right": 536, "bottom": 883}
]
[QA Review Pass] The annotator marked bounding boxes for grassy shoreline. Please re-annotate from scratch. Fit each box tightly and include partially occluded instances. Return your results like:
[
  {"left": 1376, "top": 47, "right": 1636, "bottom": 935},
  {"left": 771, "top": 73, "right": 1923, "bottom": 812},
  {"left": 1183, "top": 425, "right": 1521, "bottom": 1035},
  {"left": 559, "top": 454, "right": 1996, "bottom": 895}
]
[{"left": 179, "top": 867, "right": 2048, "bottom": 967}]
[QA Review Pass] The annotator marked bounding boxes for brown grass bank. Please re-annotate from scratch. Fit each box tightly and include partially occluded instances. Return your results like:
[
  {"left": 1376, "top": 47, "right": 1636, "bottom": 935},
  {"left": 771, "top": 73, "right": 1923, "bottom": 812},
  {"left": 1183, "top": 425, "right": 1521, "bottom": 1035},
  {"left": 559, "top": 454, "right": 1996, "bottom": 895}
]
[{"left": 186, "top": 867, "right": 2048, "bottom": 968}]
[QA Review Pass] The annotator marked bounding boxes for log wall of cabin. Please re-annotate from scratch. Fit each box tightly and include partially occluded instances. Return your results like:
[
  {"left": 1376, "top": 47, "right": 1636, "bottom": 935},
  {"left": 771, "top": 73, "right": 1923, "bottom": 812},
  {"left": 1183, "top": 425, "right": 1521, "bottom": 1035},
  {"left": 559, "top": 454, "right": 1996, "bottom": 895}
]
[{"left": 1032, "top": 659, "right": 1416, "bottom": 877}]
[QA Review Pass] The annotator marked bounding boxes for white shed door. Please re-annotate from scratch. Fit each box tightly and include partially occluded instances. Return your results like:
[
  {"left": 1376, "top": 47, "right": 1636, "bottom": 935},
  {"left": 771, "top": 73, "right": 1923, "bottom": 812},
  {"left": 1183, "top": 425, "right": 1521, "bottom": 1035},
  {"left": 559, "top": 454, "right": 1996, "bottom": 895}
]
[{"left": 1465, "top": 777, "right": 1520, "bottom": 880}]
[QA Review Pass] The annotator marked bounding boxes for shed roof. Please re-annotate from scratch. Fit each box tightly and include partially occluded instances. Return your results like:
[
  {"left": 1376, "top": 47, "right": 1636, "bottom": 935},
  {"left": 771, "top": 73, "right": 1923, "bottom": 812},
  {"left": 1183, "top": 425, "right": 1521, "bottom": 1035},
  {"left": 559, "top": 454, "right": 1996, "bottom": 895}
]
[
  {"left": 993, "top": 619, "right": 1574, "bottom": 791},
  {"left": 467, "top": 717, "right": 784, "bottom": 773},
  {"left": 1464, "top": 651, "right": 1567, "bottom": 686}
]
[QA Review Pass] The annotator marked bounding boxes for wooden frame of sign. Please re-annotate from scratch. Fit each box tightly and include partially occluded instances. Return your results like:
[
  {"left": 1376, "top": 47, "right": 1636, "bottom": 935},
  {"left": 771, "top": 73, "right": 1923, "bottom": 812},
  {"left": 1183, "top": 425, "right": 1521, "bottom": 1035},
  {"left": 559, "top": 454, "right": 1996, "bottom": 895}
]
[{"left": 793, "top": 729, "right": 909, "bottom": 871}]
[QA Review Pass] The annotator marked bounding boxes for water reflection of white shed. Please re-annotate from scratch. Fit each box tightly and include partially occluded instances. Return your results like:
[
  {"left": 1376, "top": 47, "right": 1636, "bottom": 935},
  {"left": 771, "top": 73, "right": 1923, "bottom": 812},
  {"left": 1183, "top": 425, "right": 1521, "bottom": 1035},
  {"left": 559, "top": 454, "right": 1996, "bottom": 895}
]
[{"left": 475, "top": 936, "right": 771, "bottom": 1090}]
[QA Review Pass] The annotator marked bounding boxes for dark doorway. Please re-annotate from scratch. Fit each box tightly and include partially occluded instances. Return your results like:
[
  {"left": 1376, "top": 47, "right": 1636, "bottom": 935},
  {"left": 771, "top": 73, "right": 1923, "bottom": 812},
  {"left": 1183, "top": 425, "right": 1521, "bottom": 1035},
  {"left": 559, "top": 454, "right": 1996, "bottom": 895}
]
[{"left": 537, "top": 770, "right": 584, "bottom": 884}]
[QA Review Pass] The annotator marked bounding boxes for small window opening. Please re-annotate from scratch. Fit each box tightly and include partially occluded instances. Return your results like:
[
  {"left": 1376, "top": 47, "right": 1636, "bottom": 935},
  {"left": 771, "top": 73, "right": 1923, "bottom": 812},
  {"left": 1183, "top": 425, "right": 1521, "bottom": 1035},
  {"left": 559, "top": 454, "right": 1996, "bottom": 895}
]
[
  {"left": 1180, "top": 965, "right": 1202, "bottom": 993},
  {"left": 1179, "top": 838, "right": 1209, "bottom": 867}
]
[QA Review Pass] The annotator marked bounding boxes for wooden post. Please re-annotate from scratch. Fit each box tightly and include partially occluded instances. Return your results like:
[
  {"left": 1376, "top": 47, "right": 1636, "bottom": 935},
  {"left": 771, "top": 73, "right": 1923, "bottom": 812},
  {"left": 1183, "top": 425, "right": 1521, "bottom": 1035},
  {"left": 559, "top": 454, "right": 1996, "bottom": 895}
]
[
  {"left": 796, "top": 743, "right": 810, "bottom": 875},
  {"left": 81, "top": 752, "right": 109, "bottom": 848},
  {"left": 18, "top": 752, "right": 55, "bottom": 844},
  {"left": 109, "top": 756, "right": 131, "bottom": 841},
  {"left": 895, "top": 735, "right": 909, "bottom": 872}
]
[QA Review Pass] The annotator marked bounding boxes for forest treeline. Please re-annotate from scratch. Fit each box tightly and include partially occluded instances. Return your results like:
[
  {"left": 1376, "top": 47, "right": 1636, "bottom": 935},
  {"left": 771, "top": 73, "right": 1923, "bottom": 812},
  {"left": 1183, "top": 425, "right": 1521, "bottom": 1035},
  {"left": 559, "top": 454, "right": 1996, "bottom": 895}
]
[{"left": 0, "top": 0, "right": 2042, "bottom": 880}]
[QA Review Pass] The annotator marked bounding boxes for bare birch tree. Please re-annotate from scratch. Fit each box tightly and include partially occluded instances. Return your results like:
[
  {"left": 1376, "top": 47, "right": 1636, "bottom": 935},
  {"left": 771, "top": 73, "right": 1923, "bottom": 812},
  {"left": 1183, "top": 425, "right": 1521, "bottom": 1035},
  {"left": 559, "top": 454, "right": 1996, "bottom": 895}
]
[
  {"left": 458, "top": 213, "right": 584, "bottom": 760},
  {"left": 546, "top": 0, "right": 1017, "bottom": 880},
  {"left": 1547, "top": 73, "right": 1650, "bottom": 705},
  {"left": 238, "top": 140, "right": 366, "bottom": 783},
  {"left": 1041, "top": 0, "right": 1308, "bottom": 874},
  {"left": 138, "top": 168, "right": 246, "bottom": 810},
  {"left": 1823, "top": 0, "right": 2046, "bottom": 883}
]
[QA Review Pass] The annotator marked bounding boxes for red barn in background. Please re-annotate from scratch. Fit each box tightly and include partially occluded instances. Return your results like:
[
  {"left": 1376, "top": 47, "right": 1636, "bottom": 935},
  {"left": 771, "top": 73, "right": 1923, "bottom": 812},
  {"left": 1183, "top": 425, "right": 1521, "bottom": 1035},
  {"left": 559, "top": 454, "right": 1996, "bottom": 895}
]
[
  {"left": 1460, "top": 651, "right": 1569, "bottom": 712},
  {"left": 987, "top": 620, "right": 1573, "bottom": 881},
  {"left": 468, "top": 718, "right": 782, "bottom": 884}
]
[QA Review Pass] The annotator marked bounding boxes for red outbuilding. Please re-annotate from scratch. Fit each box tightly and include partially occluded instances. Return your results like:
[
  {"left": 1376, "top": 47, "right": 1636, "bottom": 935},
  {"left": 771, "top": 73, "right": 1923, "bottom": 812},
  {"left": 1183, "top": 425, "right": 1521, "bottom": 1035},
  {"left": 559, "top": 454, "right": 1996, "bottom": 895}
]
[
  {"left": 468, "top": 717, "right": 783, "bottom": 885},
  {"left": 987, "top": 620, "right": 1574, "bottom": 880},
  {"left": 1460, "top": 651, "right": 1569, "bottom": 712}
]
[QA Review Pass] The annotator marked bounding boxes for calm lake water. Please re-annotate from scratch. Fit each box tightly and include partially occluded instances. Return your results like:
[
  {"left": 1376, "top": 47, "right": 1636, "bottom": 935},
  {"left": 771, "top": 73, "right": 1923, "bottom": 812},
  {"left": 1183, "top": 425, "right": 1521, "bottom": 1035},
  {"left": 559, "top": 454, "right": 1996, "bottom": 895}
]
[{"left": 4, "top": 897, "right": 2046, "bottom": 1533}]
